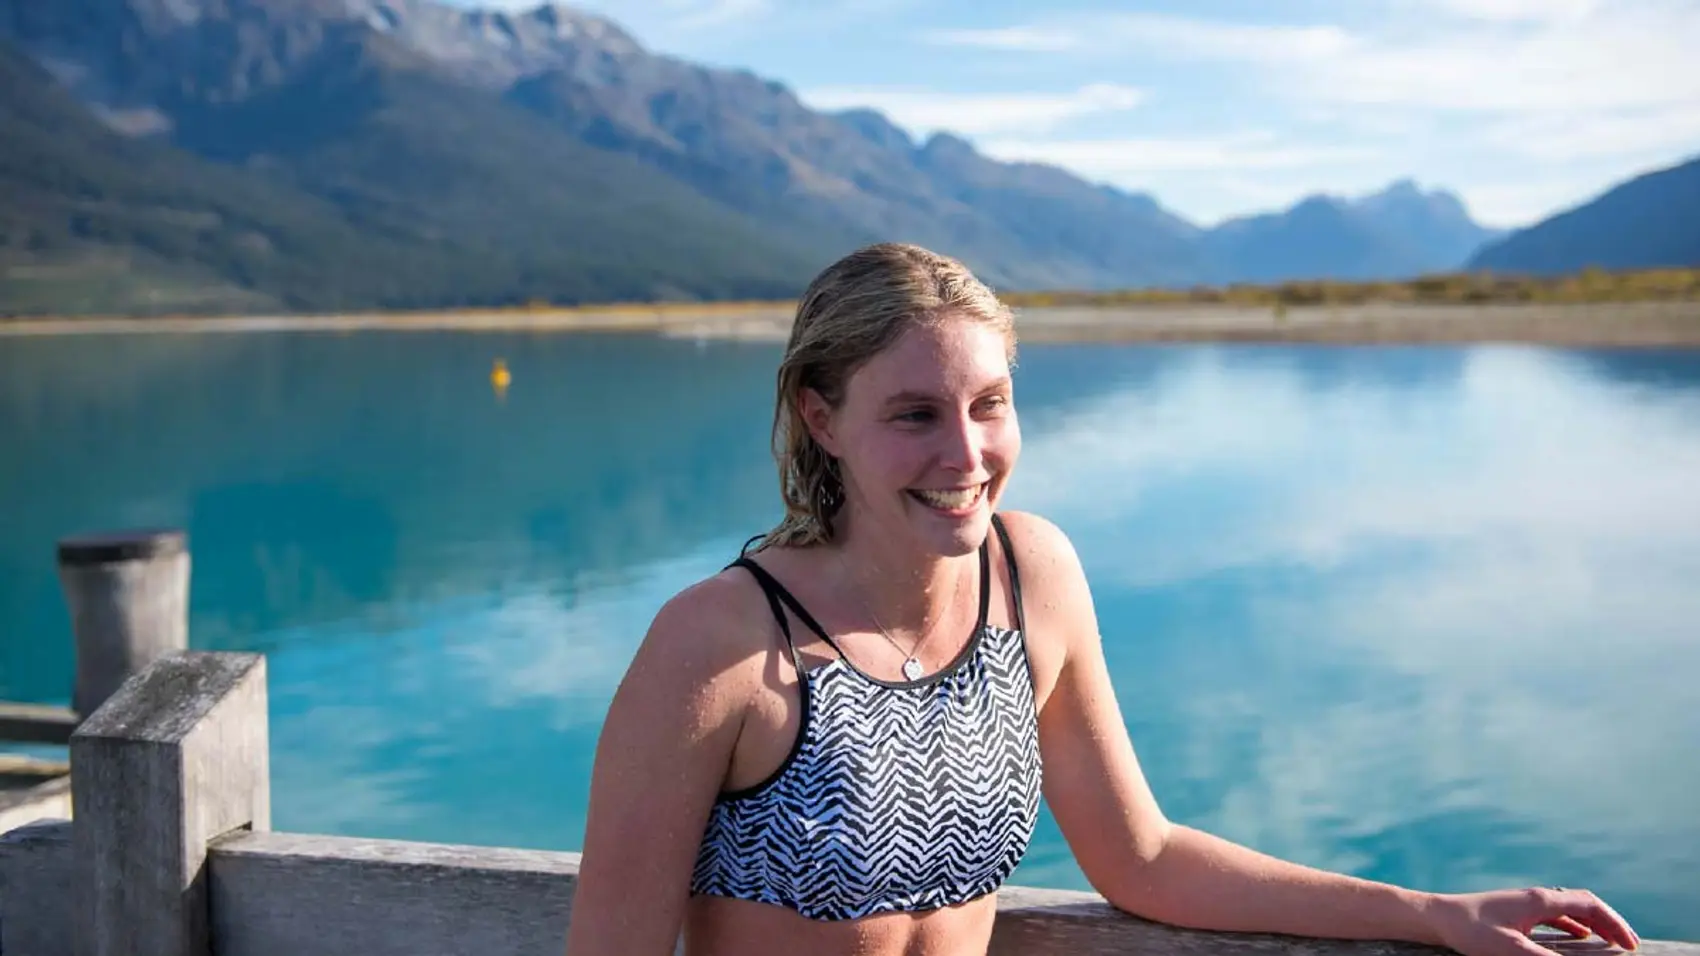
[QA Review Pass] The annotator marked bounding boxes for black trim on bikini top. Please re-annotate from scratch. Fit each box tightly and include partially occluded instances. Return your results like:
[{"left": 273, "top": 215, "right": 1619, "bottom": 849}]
[
  {"left": 729, "top": 515, "right": 1029, "bottom": 690},
  {"left": 988, "top": 513, "right": 1026, "bottom": 636}
]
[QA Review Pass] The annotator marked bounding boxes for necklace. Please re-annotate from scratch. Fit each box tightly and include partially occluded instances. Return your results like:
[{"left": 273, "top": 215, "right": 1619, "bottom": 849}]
[{"left": 840, "top": 552, "right": 958, "bottom": 681}]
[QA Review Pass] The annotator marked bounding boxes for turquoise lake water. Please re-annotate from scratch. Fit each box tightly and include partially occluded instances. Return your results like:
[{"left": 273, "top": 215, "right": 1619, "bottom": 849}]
[{"left": 2, "top": 332, "right": 1697, "bottom": 939}]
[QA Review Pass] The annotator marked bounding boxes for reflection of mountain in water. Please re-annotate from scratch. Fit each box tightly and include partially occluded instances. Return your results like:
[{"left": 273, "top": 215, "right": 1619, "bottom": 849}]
[
  {"left": 0, "top": 332, "right": 785, "bottom": 695},
  {"left": 7, "top": 335, "right": 1700, "bottom": 939},
  {"left": 1561, "top": 348, "right": 1700, "bottom": 394},
  {"left": 1011, "top": 343, "right": 1471, "bottom": 426},
  {"left": 1005, "top": 344, "right": 1700, "bottom": 940}
]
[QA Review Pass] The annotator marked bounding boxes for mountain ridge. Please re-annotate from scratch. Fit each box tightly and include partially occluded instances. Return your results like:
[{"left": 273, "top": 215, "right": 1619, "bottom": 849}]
[
  {"left": 1468, "top": 155, "right": 1700, "bottom": 275},
  {"left": 0, "top": 0, "right": 1611, "bottom": 317},
  {"left": 0, "top": 27, "right": 828, "bottom": 314},
  {"left": 1200, "top": 180, "right": 1504, "bottom": 284}
]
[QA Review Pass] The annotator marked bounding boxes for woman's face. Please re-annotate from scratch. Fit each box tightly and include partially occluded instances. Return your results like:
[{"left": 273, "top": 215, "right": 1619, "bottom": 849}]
[{"left": 805, "top": 314, "right": 1021, "bottom": 558}]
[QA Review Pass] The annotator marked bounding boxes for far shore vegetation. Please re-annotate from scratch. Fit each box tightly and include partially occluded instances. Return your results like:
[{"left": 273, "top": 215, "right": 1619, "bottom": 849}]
[
  {"left": 3, "top": 265, "right": 1698, "bottom": 326},
  {"left": 482, "top": 264, "right": 1700, "bottom": 316},
  {"left": 999, "top": 265, "right": 1700, "bottom": 309}
]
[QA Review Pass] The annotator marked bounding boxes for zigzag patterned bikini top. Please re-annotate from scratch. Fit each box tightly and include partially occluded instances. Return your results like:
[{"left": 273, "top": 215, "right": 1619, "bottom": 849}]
[{"left": 689, "top": 514, "right": 1044, "bottom": 922}]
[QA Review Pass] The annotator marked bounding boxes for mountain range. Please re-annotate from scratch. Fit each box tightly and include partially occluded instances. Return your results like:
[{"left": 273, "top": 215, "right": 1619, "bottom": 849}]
[
  {"left": 0, "top": 0, "right": 1691, "bottom": 316},
  {"left": 1468, "top": 156, "right": 1700, "bottom": 276}
]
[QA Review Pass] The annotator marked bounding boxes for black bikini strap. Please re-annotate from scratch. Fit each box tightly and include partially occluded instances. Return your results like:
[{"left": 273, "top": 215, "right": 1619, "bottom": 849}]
[
  {"left": 727, "top": 556, "right": 849, "bottom": 659},
  {"left": 732, "top": 534, "right": 993, "bottom": 662},
  {"left": 975, "top": 528, "right": 992, "bottom": 631},
  {"left": 989, "top": 513, "right": 1026, "bottom": 635},
  {"left": 727, "top": 557, "right": 812, "bottom": 680}
]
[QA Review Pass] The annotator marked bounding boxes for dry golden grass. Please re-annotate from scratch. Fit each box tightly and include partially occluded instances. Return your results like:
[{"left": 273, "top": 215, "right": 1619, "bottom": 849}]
[
  {"left": 7, "top": 266, "right": 1700, "bottom": 346},
  {"left": 998, "top": 266, "right": 1700, "bottom": 309}
]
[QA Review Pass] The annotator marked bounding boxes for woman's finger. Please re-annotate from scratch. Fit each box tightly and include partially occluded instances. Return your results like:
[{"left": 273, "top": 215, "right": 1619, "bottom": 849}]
[
  {"left": 1543, "top": 889, "right": 1640, "bottom": 951},
  {"left": 1541, "top": 915, "right": 1591, "bottom": 939}
]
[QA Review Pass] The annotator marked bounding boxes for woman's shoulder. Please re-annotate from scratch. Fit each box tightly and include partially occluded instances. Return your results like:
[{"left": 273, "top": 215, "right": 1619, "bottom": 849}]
[
  {"left": 629, "top": 560, "right": 785, "bottom": 695},
  {"left": 993, "top": 510, "right": 1099, "bottom": 657},
  {"left": 994, "top": 509, "right": 1088, "bottom": 581}
]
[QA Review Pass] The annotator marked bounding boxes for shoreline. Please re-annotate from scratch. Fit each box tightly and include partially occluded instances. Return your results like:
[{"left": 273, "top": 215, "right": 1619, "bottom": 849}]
[{"left": 3, "top": 300, "right": 1700, "bottom": 347}]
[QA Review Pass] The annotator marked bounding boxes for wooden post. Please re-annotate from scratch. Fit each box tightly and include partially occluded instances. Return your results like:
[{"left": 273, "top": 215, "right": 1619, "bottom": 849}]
[
  {"left": 0, "top": 819, "right": 75, "bottom": 956},
  {"left": 70, "top": 651, "right": 271, "bottom": 956},
  {"left": 56, "top": 528, "right": 190, "bottom": 718}
]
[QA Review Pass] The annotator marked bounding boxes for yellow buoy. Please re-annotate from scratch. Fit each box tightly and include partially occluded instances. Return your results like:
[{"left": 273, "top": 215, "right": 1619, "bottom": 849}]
[{"left": 490, "top": 359, "right": 511, "bottom": 392}]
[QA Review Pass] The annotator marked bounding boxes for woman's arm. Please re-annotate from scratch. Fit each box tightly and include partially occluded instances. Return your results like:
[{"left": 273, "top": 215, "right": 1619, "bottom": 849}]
[
  {"left": 564, "top": 577, "right": 767, "bottom": 956},
  {"left": 1111, "top": 827, "right": 1639, "bottom": 956},
  {"left": 999, "top": 511, "right": 1640, "bottom": 956}
]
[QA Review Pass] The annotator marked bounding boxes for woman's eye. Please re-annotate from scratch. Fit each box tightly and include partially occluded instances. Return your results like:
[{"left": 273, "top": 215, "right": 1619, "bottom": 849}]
[{"left": 896, "top": 409, "right": 934, "bottom": 424}]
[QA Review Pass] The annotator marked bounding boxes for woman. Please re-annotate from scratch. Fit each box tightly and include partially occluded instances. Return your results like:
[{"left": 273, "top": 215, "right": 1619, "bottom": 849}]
[{"left": 564, "top": 243, "right": 1641, "bottom": 956}]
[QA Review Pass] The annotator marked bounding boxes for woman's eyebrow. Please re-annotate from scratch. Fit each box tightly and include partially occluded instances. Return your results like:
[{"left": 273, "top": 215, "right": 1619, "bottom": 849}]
[
  {"left": 880, "top": 378, "right": 1013, "bottom": 408},
  {"left": 880, "top": 389, "right": 939, "bottom": 407}
]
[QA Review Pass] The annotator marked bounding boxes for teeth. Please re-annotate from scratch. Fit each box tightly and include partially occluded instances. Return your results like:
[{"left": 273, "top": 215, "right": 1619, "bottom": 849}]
[{"left": 914, "top": 486, "right": 982, "bottom": 510}]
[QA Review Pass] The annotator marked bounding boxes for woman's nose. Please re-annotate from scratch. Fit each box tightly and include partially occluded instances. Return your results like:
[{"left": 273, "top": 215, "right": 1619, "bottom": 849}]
[{"left": 938, "top": 414, "right": 984, "bottom": 473}]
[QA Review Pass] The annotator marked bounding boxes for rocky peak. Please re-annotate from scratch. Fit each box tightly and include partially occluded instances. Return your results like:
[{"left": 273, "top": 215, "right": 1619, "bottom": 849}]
[
  {"left": 337, "top": 0, "right": 644, "bottom": 87},
  {"left": 831, "top": 107, "right": 914, "bottom": 154}
]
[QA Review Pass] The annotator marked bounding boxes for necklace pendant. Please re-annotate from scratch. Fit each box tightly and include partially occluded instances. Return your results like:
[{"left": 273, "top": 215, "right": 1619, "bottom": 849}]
[{"left": 902, "top": 657, "right": 924, "bottom": 681}]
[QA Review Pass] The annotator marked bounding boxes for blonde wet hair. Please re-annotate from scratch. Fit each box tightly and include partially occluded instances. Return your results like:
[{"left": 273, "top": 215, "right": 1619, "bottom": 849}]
[{"left": 750, "top": 242, "right": 1018, "bottom": 552}]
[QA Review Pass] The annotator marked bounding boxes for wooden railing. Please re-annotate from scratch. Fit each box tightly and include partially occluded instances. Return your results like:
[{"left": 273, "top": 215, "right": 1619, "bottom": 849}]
[
  {"left": 0, "top": 531, "right": 1693, "bottom": 956},
  {"left": 0, "top": 527, "right": 191, "bottom": 747},
  {"left": 1, "top": 650, "right": 1695, "bottom": 956},
  {"left": 0, "top": 527, "right": 191, "bottom": 845}
]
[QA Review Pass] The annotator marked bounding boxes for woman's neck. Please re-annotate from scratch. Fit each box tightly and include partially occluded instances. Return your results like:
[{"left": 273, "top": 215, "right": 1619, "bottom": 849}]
[{"left": 828, "top": 509, "right": 978, "bottom": 641}]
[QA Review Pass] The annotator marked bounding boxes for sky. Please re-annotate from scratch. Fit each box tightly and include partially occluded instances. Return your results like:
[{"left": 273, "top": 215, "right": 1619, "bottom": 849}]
[{"left": 441, "top": 0, "right": 1700, "bottom": 229}]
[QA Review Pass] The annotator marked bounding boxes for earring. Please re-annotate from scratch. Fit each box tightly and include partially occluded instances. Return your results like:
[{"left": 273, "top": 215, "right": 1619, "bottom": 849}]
[
  {"left": 819, "top": 473, "right": 844, "bottom": 512},
  {"left": 819, "top": 456, "right": 845, "bottom": 513}
]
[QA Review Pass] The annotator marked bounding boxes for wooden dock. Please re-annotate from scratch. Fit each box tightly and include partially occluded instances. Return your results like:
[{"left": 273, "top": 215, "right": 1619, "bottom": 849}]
[
  {"left": 0, "top": 527, "right": 192, "bottom": 841},
  {"left": 2, "top": 649, "right": 1695, "bottom": 956},
  {"left": 2, "top": 529, "right": 1694, "bottom": 955},
  {"left": 0, "top": 754, "right": 71, "bottom": 837},
  {"left": 0, "top": 702, "right": 78, "bottom": 746}
]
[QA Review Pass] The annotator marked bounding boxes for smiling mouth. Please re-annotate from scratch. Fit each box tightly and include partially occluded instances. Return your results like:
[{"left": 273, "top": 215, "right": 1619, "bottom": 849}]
[{"left": 908, "top": 483, "right": 987, "bottom": 512}]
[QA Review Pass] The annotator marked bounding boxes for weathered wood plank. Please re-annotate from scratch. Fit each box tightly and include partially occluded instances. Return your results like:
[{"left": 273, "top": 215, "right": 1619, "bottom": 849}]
[
  {"left": 0, "top": 702, "right": 79, "bottom": 745},
  {"left": 208, "top": 831, "right": 581, "bottom": 956},
  {"left": 0, "top": 754, "right": 71, "bottom": 780},
  {"left": 994, "top": 886, "right": 1444, "bottom": 956},
  {"left": 0, "top": 818, "right": 73, "bottom": 956},
  {"left": 0, "top": 756, "right": 73, "bottom": 837},
  {"left": 993, "top": 886, "right": 1696, "bottom": 956},
  {"left": 71, "top": 650, "right": 271, "bottom": 956},
  {"left": 205, "top": 832, "right": 1699, "bottom": 956}
]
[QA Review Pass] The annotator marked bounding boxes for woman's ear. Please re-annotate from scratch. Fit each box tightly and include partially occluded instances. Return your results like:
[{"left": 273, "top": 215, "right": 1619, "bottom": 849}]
[{"left": 798, "top": 387, "right": 843, "bottom": 458}]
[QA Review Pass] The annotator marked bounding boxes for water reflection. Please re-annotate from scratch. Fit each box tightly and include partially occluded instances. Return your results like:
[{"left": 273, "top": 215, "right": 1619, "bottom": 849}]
[
  {"left": 1003, "top": 345, "right": 1700, "bottom": 937},
  {"left": 0, "top": 332, "right": 787, "bottom": 693},
  {"left": 2, "top": 336, "right": 1697, "bottom": 939}
]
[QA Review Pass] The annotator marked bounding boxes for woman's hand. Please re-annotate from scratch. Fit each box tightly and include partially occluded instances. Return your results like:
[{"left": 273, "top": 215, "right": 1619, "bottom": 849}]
[{"left": 1425, "top": 887, "right": 1641, "bottom": 956}]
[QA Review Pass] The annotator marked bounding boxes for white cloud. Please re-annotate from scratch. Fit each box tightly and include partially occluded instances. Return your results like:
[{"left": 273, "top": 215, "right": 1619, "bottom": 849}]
[
  {"left": 445, "top": 0, "right": 1700, "bottom": 225},
  {"left": 1412, "top": 0, "right": 1601, "bottom": 23},
  {"left": 1455, "top": 175, "right": 1624, "bottom": 228},
  {"left": 1008, "top": 347, "right": 1700, "bottom": 589},
  {"left": 444, "top": 541, "right": 739, "bottom": 730},
  {"left": 1481, "top": 108, "right": 1700, "bottom": 164},
  {"left": 1100, "top": 13, "right": 1359, "bottom": 62},
  {"left": 915, "top": 3, "right": 1700, "bottom": 223},
  {"left": 977, "top": 131, "right": 1379, "bottom": 177},
  {"left": 925, "top": 13, "right": 1357, "bottom": 62},
  {"left": 1001, "top": 346, "right": 1700, "bottom": 889},
  {"left": 800, "top": 83, "right": 1146, "bottom": 137},
  {"left": 1306, "top": 15, "right": 1700, "bottom": 116},
  {"left": 668, "top": 0, "right": 772, "bottom": 29},
  {"left": 921, "top": 25, "right": 1080, "bottom": 52},
  {"left": 951, "top": 6, "right": 1698, "bottom": 119}
]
